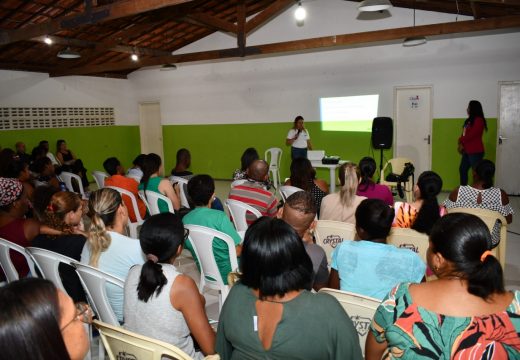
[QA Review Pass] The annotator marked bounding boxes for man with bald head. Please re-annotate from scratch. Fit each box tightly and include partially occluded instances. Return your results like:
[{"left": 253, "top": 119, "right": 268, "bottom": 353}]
[
  {"left": 228, "top": 159, "right": 278, "bottom": 224},
  {"left": 278, "top": 191, "right": 329, "bottom": 291}
]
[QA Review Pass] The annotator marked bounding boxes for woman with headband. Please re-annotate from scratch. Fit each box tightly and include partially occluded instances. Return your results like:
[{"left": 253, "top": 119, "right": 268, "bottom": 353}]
[
  {"left": 366, "top": 213, "right": 520, "bottom": 359},
  {"left": 124, "top": 213, "right": 216, "bottom": 359},
  {"left": 81, "top": 187, "right": 145, "bottom": 323}
]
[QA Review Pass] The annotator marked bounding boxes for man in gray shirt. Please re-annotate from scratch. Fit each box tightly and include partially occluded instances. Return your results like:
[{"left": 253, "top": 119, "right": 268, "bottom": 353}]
[{"left": 278, "top": 191, "right": 329, "bottom": 291}]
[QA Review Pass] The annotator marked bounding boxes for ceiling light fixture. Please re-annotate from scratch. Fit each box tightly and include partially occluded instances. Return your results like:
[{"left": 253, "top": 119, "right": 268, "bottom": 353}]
[
  {"left": 131, "top": 53, "right": 139, "bottom": 62},
  {"left": 57, "top": 47, "right": 81, "bottom": 59},
  {"left": 358, "top": 0, "right": 392, "bottom": 12},
  {"left": 44, "top": 36, "right": 53, "bottom": 45},
  {"left": 403, "top": 3, "right": 427, "bottom": 47},
  {"left": 160, "top": 64, "right": 177, "bottom": 71},
  {"left": 294, "top": 2, "right": 306, "bottom": 22}
]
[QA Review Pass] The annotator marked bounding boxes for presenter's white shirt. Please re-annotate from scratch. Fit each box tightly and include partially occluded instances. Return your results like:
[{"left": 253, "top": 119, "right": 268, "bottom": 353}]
[{"left": 287, "top": 129, "right": 310, "bottom": 149}]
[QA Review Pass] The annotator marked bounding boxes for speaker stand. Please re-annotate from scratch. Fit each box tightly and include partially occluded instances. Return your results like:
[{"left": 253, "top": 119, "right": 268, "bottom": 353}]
[{"left": 378, "top": 148, "right": 384, "bottom": 184}]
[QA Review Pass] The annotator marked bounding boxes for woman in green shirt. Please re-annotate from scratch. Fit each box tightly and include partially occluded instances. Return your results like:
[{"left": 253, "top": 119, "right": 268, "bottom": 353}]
[{"left": 216, "top": 217, "right": 362, "bottom": 360}]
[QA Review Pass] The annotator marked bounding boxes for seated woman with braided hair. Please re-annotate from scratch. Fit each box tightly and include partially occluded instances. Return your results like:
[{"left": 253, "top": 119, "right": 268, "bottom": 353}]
[
  {"left": 81, "top": 187, "right": 145, "bottom": 323},
  {"left": 366, "top": 213, "right": 520, "bottom": 359},
  {"left": 124, "top": 213, "right": 216, "bottom": 359}
]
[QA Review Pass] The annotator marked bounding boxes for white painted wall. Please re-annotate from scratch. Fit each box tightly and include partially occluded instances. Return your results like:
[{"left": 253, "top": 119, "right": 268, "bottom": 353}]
[
  {"left": 0, "top": 70, "right": 138, "bottom": 125},
  {"left": 131, "top": 0, "right": 520, "bottom": 124}
]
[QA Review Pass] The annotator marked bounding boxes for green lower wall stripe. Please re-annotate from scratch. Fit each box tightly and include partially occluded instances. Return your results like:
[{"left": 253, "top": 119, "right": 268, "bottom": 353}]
[{"left": 0, "top": 118, "right": 496, "bottom": 191}]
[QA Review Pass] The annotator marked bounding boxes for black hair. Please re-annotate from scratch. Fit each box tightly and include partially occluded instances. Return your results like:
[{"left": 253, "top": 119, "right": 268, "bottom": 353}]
[
  {"left": 464, "top": 100, "right": 488, "bottom": 131},
  {"left": 240, "top": 217, "right": 313, "bottom": 299},
  {"left": 240, "top": 148, "right": 259, "bottom": 171},
  {"left": 137, "top": 213, "right": 185, "bottom": 302},
  {"left": 285, "top": 191, "right": 317, "bottom": 215},
  {"left": 412, "top": 171, "right": 442, "bottom": 235},
  {"left": 187, "top": 174, "right": 214, "bottom": 206},
  {"left": 32, "top": 185, "right": 59, "bottom": 221},
  {"left": 132, "top": 154, "right": 147, "bottom": 168},
  {"left": 0, "top": 278, "right": 71, "bottom": 360},
  {"left": 103, "top": 157, "right": 121, "bottom": 176},
  {"left": 355, "top": 198, "right": 394, "bottom": 240},
  {"left": 176, "top": 148, "right": 190, "bottom": 164},
  {"left": 474, "top": 159, "right": 495, "bottom": 189},
  {"left": 358, "top": 157, "right": 377, "bottom": 192},
  {"left": 140, "top": 153, "right": 162, "bottom": 193},
  {"left": 39, "top": 140, "right": 49, "bottom": 146},
  {"left": 31, "top": 146, "right": 47, "bottom": 162},
  {"left": 289, "top": 157, "right": 315, "bottom": 191},
  {"left": 293, "top": 115, "right": 304, "bottom": 128},
  {"left": 56, "top": 139, "right": 66, "bottom": 151},
  {"left": 3, "top": 157, "right": 27, "bottom": 179},
  {"left": 0, "top": 148, "right": 16, "bottom": 177},
  {"left": 430, "top": 213, "right": 504, "bottom": 300},
  {"left": 30, "top": 156, "right": 52, "bottom": 174}
]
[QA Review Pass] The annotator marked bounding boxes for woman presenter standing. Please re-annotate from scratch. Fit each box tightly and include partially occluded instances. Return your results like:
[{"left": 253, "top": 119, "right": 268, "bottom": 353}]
[
  {"left": 286, "top": 115, "right": 312, "bottom": 160},
  {"left": 458, "top": 100, "right": 487, "bottom": 185}
]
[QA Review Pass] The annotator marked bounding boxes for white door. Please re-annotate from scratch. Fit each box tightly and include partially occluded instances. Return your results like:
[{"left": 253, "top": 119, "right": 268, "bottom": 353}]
[
  {"left": 496, "top": 81, "right": 520, "bottom": 195},
  {"left": 138, "top": 102, "right": 164, "bottom": 160},
  {"left": 394, "top": 86, "right": 433, "bottom": 177}
]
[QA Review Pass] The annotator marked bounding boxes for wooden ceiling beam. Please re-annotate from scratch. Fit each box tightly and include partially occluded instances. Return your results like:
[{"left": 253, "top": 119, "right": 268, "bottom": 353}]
[
  {"left": 237, "top": 1, "right": 246, "bottom": 54},
  {"left": 245, "top": 0, "right": 294, "bottom": 34},
  {"left": 0, "top": 0, "right": 196, "bottom": 46},
  {"left": 184, "top": 12, "right": 238, "bottom": 34},
  {"left": 49, "top": 14, "right": 520, "bottom": 77}
]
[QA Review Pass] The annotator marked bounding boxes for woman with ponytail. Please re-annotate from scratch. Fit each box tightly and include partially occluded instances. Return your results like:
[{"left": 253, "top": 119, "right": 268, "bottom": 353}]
[
  {"left": 124, "top": 213, "right": 215, "bottom": 359},
  {"left": 393, "top": 171, "right": 446, "bottom": 235},
  {"left": 32, "top": 191, "right": 86, "bottom": 302},
  {"left": 366, "top": 213, "right": 520, "bottom": 359},
  {"left": 320, "top": 162, "right": 365, "bottom": 224},
  {"left": 138, "top": 153, "right": 180, "bottom": 213},
  {"left": 356, "top": 156, "right": 394, "bottom": 206},
  {"left": 81, "top": 188, "right": 144, "bottom": 323}
]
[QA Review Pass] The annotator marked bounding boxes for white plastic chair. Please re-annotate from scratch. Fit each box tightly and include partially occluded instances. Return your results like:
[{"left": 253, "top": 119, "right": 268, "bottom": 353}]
[
  {"left": 106, "top": 186, "right": 145, "bottom": 239},
  {"left": 265, "top": 147, "right": 282, "bottom": 189},
  {"left": 169, "top": 175, "right": 190, "bottom": 208},
  {"left": 314, "top": 220, "right": 356, "bottom": 264},
  {"left": 59, "top": 171, "right": 87, "bottom": 199},
  {"left": 319, "top": 288, "right": 380, "bottom": 357},
  {"left": 184, "top": 224, "right": 239, "bottom": 311},
  {"left": 447, "top": 207, "right": 508, "bottom": 269},
  {"left": 380, "top": 158, "right": 414, "bottom": 203},
  {"left": 73, "top": 262, "right": 124, "bottom": 327},
  {"left": 278, "top": 185, "right": 304, "bottom": 201},
  {"left": 225, "top": 199, "right": 262, "bottom": 236},
  {"left": 138, "top": 190, "right": 175, "bottom": 215},
  {"left": 25, "top": 247, "right": 77, "bottom": 293},
  {"left": 92, "top": 171, "right": 108, "bottom": 189},
  {"left": 93, "top": 320, "right": 193, "bottom": 360},
  {"left": 230, "top": 179, "right": 248, "bottom": 188},
  {"left": 0, "top": 237, "right": 37, "bottom": 282},
  {"left": 386, "top": 228, "right": 429, "bottom": 263}
]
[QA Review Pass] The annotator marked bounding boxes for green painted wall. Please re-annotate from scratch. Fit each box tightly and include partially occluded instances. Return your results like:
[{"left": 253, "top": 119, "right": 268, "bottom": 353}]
[
  {"left": 432, "top": 118, "right": 497, "bottom": 190},
  {"left": 1, "top": 118, "right": 496, "bottom": 191},
  {"left": 0, "top": 126, "right": 140, "bottom": 182}
]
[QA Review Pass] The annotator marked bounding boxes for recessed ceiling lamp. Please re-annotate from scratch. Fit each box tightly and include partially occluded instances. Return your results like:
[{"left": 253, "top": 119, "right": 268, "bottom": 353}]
[
  {"left": 57, "top": 47, "right": 81, "bottom": 59},
  {"left": 160, "top": 64, "right": 177, "bottom": 71},
  {"left": 131, "top": 53, "right": 139, "bottom": 62},
  {"left": 403, "top": 4, "right": 426, "bottom": 47},
  {"left": 43, "top": 36, "right": 53, "bottom": 45},
  {"left": 294, "top": 2, "right": 306, "bottom": 22},
  {"left": 358, "top": 0, "right": 392, "bottom": 12}
]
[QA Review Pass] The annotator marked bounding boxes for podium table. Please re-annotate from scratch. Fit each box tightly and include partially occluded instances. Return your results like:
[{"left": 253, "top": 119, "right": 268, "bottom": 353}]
[{"left": 310, "top": 160, "right": 347, "bottom": 193}]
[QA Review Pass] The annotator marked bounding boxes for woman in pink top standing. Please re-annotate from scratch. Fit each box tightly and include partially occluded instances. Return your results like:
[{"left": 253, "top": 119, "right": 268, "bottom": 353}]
[{"left": 459, "top": 100, "right": 487, "bottom": 185}]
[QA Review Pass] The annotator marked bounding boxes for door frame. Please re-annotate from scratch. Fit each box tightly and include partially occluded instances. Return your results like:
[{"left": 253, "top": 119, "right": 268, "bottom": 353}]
[{"left": 138, "top": 101, "right": 164, "bottom": 160}]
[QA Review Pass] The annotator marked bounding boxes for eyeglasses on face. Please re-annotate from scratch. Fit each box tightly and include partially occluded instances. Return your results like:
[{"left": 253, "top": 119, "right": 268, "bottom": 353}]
[{"left": 61, "top": 302, "right": 93, "bottom": 331}]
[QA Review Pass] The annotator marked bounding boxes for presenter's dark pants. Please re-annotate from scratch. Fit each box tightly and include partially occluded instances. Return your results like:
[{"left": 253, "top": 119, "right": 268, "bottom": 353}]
[
  {"left": 291, "top": 147, "right": 307, "bottom": 160},
  {"left": 459, "top": 152, "right": 484, "bottom": 185}
]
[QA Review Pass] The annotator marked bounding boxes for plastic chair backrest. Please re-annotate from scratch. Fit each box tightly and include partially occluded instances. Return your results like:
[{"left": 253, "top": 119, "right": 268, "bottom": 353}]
[
  {"left": 225, "top": 199, "right": 262, "bottom": 233},
  {"left": 447, "top": 207, "right": 507, "bottom": 268},
  {"left": 314, "top": 220, "right": 356, "bottom": 264},
  {"left": 93, "top": 320, "right": 192, "bottom": 360},
  {"left": 265, "top": 147, "right": 282, "bottom": 169},
  {"left": 230, "top": 179, "right": 248, "bottom": 188},
  {"left": 319, "top": 288, "right": 380, "bottom": 357},
  {"left": 0, "top": 237, "right": 36, "bottom": 282},
  {"left": 386, "top": 228, "right": 429, "bottom": 263},
  {"left": 138, "top": 190, "right": 174, "bottom": 215},
  {"left": 25, "top": 247, "right": 77, "bottom": 293},
  {"left": 92, "top": 171, "right": 108, "bottom": 189},
  {"left": 169, "top": 176, "right": 190, "bottom": 208},
  {"left": 278, "top": 185, "right": 304, "bottom": 201},
  {"left": 74, "top": 263, "right": 124, "bottom": 326},
  {"left": 380, "top": 158, "right": 414, "bottom": 202},
  {"left": 59, "top": 171, "right": 86, "bottom": 198},
  {"left": 184, "top": 224, "right": 238, "bottom": 308},
  {"left": 106, "top": 186, "right": 144, "bottom": 224}
]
